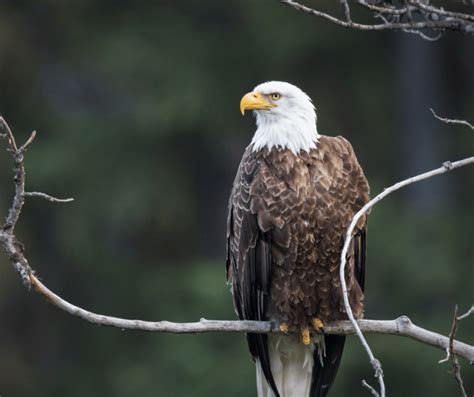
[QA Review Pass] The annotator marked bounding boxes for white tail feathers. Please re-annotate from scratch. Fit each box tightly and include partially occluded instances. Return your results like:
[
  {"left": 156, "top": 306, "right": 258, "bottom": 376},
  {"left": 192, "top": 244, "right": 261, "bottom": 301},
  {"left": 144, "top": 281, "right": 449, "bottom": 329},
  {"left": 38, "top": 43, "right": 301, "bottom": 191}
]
[{"left": 256, "top": 335, "right": 314, "bottom": 397}]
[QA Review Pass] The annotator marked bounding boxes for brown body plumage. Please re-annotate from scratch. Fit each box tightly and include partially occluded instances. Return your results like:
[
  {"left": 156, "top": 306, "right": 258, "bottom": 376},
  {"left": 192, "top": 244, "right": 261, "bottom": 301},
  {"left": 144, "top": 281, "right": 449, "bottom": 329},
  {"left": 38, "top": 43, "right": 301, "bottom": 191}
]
[{"left": 227, "top": 136, "right": 369, "bottom": 328}]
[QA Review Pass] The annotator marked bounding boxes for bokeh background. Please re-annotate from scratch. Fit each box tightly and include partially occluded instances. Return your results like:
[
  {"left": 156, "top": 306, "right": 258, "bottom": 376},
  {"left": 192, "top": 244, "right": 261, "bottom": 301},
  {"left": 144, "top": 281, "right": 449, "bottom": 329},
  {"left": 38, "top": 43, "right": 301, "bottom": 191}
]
[{"left": 0, "top": 1, "right": 473, "bottom": 396}]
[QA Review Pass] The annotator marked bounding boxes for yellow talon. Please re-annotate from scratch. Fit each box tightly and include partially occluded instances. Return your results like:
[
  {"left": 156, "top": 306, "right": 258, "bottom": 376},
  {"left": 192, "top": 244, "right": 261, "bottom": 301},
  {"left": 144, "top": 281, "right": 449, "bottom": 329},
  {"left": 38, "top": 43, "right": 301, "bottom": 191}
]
[
  {"left": 312, "top": 318, "right": 324, "bottom": 332},
  {"left": 301, "top": 327, "right": 311, "bottom": 345},
  {"left": 279, "top": 323, "right": 289, "bottom": 334}
]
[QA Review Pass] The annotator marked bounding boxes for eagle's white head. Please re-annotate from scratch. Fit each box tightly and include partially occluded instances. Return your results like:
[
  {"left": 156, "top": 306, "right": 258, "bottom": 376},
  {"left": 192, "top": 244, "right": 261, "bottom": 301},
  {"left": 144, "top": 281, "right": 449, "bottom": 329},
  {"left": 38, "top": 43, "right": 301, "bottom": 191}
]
[{"left": 240, "top": 81, "right": 319, "bottom": 154}]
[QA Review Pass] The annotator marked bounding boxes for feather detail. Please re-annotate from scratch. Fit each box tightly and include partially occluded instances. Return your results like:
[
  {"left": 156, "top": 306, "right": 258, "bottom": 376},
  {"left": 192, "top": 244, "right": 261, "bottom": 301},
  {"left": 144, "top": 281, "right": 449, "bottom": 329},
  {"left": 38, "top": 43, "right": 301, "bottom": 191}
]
[{"left": 257, "top": 335, "right": 314, "bottom": 397}]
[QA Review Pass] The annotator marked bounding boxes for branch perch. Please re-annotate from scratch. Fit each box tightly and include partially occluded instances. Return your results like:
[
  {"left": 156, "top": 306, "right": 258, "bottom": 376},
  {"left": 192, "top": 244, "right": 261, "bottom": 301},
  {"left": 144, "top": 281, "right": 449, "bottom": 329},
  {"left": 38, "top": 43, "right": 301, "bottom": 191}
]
[{"left": 19, "top": 273, "right": 474, "bottom": 362}]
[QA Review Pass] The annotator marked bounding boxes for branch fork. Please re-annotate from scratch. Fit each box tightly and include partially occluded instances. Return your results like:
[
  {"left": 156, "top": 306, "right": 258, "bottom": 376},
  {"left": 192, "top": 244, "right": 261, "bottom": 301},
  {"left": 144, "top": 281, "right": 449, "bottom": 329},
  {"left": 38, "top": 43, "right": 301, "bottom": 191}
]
[{"left": 337, "top": 108, "right": 474, "bottom": 396}]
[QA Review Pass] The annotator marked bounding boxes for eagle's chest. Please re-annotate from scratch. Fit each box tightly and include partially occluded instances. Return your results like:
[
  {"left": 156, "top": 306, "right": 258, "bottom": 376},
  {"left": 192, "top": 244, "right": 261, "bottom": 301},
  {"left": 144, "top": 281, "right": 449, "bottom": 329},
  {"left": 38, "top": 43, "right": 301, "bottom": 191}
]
[
  {"left": 249, "top": 151, "right": 332, "bottom": 229},
  {"left": 248, "top": 151, "right": 345, "bottom": 325}
]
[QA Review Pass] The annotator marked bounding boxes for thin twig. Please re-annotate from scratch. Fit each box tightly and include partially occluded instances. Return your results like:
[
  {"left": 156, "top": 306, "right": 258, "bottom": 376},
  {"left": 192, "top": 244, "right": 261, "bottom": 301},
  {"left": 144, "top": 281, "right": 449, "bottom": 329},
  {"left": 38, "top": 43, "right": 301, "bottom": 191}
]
[
  {"left": 362, "top": 379, "right": 380, "bottom": 397},
  {"left": 341, "top": 0, "right": 352, "bottom": 22},
  {"left": 402, "top": 28, "right": 443, "bottom": 41},
  {"left": 20, "top": 130, "right": 37, "bottom": 152},
  {"left": 438, "top": 347, "right": 451, "bottom": 364},
  {"left": 457, "top": 305, "right": 474, "bottom": 321},
  {"left": 24, "top": 192, "right": 74, "bottom": 203},
  {"left": 374, "top": 12, "right": 442, "bottom": 41},
  {"left": 356, "top": 1, "right": 408, "bottom": 16},
  {"left": 451, "top": 308, "right": 468, "bottom": 397},
  {"left": 444, "top": 306, "right": 459, "bottom": 363},
  {"left": 339, "top": 156, "right": 474, "bottom": 397},
  {"left": 0, "top": 117, "right": 19, "bottom": 152},
  {"left": 0, "top": 117, "right": 26, "bottom": 232},
  {"left": 430, "top": 109, "right": 474, "bottom": 130},
  {"left": 409, "top": 0, "right": 474, "bottom": 23},
  {"left": 440, "top": 306, "right": 469, "bottom": 397}
]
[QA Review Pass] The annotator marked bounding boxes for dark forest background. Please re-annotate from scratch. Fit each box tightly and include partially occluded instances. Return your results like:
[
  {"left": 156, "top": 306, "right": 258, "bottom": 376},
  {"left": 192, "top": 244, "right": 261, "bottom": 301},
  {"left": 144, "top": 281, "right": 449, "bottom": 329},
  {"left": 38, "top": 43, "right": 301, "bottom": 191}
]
[{"left": 0, "top": 1, "right": 473, "bottom": 396}]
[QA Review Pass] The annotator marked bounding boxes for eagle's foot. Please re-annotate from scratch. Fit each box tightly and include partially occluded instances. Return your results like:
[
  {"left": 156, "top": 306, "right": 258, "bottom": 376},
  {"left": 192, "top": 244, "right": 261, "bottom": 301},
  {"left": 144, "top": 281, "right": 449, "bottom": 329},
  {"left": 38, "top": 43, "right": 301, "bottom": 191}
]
[
  {"left": 311, "top": 317, "right": 324, "bottom": 333},
  {"left": 301, "top": 327, "right": 311, "bottom": 345},
  {"left": 279, "top": 322, "right": 289, "bottom": 334}
]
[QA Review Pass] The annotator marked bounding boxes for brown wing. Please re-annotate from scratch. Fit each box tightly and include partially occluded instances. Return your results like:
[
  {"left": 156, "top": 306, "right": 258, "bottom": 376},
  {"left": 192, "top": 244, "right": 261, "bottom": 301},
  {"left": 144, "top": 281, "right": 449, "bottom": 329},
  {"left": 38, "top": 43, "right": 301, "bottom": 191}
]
[
  {"left": 335, "top": 135, "right": 369, "bottom": 298},
  {"left": 226, "top": 146, "right": 280, "bottom": 396}
]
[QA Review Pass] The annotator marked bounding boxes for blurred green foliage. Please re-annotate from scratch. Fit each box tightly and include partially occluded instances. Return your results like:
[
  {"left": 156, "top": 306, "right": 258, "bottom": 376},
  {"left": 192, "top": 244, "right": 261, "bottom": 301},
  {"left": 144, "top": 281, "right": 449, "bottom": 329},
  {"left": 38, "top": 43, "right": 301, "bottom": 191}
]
[{"left": 0, "top": 1, "right": 472, "bottom": 396}]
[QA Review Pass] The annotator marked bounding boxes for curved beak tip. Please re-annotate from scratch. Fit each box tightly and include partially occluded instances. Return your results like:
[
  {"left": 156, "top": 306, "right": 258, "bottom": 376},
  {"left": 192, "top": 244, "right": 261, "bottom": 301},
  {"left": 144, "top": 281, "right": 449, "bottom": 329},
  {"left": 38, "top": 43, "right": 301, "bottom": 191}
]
[
  {"left": 240, "top": 92, "right": 254, "bottom": 116},
  {"left": 239, "top": 91, "right": 275, "bottom": 116}
]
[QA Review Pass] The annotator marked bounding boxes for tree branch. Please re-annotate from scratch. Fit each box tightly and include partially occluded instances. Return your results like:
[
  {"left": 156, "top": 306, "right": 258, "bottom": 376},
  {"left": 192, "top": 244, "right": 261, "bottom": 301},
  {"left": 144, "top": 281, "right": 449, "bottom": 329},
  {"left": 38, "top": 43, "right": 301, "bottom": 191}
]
[
  {"left": 1, "top": 118, "right": 28, "bottom": 231},
  {"left": 438, "top": 305, "right": 471, "bottom": 397},
  {"left": 5, "top": 273, "right": 468, "bottom": 362},
  {"left": 449, "top": 307, "right": 468, "bottom": 397},
  {"left": 430, "top": 108, "right": 474, "bottom": 130},
  {"left": 280, "top": 0, "right": 474, "bottom": 39},
  {"left": 362, "top": 379, "right": 380, "bottom": 397},
  {"left": 339, "top": 156, "right": 474, "bottom": 396},
  {"left": 24, "top": 192, "right": 74, "bottom": 203},
  {"left": 458, "top": 305, "right": 474, "bottom": 321}
]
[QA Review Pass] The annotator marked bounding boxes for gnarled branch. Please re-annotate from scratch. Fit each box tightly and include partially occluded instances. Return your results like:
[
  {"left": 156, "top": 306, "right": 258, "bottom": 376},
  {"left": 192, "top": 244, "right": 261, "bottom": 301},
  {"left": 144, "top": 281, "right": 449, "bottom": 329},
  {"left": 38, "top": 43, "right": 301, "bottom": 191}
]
[
  {"left": 12, "top": 273, "right": 474, "bottom": 363},
  {"left": 430, "top": 108, "right": 474, "bottom": 130},
  {"left": 338, "top": 107, "right": 473, "bottom": 396},
  {"left": 281, "top": 0, "right": 474, "bottom": 40},
  {"left": 338, "top": 156, "right": 474, "bottom": 396}
]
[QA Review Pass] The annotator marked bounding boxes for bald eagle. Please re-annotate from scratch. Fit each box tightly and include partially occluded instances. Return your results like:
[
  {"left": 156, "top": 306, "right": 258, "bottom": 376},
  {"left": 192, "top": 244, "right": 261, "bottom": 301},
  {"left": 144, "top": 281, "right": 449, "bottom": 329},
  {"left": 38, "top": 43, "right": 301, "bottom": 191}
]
[{"left": 226, "top": 82, "right": 370, "bottom": 397}]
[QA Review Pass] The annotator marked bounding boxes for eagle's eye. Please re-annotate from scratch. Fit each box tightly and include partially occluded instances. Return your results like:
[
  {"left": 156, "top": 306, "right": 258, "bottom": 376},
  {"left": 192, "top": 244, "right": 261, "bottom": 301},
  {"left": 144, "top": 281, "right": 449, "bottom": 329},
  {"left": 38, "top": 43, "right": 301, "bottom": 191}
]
[{"left": 270, "top": 93, "right": 281, "bottom": 101}]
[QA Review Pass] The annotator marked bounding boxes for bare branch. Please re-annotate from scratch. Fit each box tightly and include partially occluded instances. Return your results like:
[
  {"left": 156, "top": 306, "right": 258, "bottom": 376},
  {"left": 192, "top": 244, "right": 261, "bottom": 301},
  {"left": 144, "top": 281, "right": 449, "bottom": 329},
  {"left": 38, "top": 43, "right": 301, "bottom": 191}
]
[
  {"left": 0, "top": 117, "right": 27, "bottom": 232},
  {"left": 280, "top": 0, "right": 474, "bottom": 39},
  {"left": 439, "top": 306, "right": 460, "bottom": 364},
  {"left": 362, "top": 379, "right": 380, "bottom": 397},
  {"left": 445, "top": 306, "right": 468, "bottom": 397},
  {"left": 339, "top": 156, "right": 474, "bottom": 396},
  {"left": 430, "top": 108, "right": 474, "bottom": 130},
  {"left": 24, "top": 192, "right": 75, "bottom": 203},
  {"left": 20, "top": 130, "right": 37, "bottom": 152},
  {"left": 439, "top": 305, "right": 473, "bottom": 396},
  {"left": 402, "top": 28, "right": 443, "bottom": 42},
  {"left": 0, "top": 274, "right": 458, "bottom": 362},
  {"left": 341, "top": 0, "right": 352, "bottom": 22},
  {"left": 411, "top": 1, "right": 474, "bottom": 23},
  {"left": 356, "top": 1, "right": 408, "bottom": 16},
  {"left": 438, "top": 346, "right": 451, "bottom": 364},
  {"left": 0, "top": 117, "right": 19, "bottom": 152},
  {"left": 458, "top": 305, "right": 474, "bottom": 321}
]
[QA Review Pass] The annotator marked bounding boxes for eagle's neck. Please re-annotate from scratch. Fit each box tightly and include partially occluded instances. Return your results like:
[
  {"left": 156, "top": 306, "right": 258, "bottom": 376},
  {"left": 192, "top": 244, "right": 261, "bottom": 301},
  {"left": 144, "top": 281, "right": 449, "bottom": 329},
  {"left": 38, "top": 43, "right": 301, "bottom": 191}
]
[{"left": 251, "top": 111, "right": 319, "bottom": 155}]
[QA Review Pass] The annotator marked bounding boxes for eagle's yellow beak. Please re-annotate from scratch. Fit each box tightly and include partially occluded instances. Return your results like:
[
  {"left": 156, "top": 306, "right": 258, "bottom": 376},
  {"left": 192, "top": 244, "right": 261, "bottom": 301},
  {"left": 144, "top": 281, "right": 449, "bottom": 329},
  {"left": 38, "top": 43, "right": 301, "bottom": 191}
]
[{"left": 240, "top": 91, "right": 276, "bottom": 115}]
